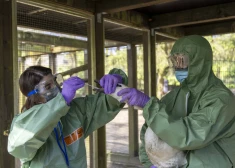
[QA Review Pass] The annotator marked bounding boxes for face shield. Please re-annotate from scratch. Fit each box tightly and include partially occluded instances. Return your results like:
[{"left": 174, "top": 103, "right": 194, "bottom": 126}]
[
  {"left": 168, "top": 54, "right": 189, "bottom": 83},
  {"left": 168, "top": 53, "right": 189, "bottom": 71},
  {"left": 27, "top": 74, "right": 64, "bottom": 101}
]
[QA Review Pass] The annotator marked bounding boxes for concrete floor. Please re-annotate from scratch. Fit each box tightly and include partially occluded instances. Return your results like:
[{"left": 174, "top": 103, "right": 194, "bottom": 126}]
[{"left": 106, "top": 108, "right": 145, "bottom": 167}]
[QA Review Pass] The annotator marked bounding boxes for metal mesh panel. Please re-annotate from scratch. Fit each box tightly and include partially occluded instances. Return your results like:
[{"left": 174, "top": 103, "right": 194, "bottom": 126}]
[
  {"left": 17, "top": 3, "right": 87, "bottom": 36},
  {"left": 16, "top": 2, "right": 90, "bottom": 168},
  {"left": 105, "top": 21, "right": 143, "bottom": 44}
]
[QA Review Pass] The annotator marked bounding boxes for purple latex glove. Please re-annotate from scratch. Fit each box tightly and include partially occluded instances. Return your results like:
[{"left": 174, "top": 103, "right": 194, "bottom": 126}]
[
  {"left": 117, "top": 88, "right": 150, "bottom": 108},
  {"left": 61, "top": 76, "right": 85, "bottom": 104},
  {"left": 150, "top": 166, "right": 157, "bottom": 168},
  {"left": 99, "top": 74, "right": 122, "bottom": 94}
]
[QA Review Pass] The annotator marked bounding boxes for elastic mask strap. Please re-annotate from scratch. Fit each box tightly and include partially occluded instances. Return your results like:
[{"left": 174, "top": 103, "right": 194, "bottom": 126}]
[
  {"left": 54, "top": 122, "right": 70, "bottom": 167},
  {"left": 27, "top": 89, "right": 38, "bottom": 97}
]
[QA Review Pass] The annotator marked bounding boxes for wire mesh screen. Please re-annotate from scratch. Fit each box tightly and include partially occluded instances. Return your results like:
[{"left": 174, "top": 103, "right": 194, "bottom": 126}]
[
  {"left": 213, "top": 60, "right": 235, "bottom": 93},
  {"left": 17, "top": 3, "right": 87, "bottom": 36},
  {"left": 16, "top": 2, "right": 90, "bottom": 168}
]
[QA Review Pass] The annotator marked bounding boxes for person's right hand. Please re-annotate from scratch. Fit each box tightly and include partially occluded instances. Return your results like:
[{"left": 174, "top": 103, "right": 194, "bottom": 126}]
[
  {"left": 61, "top": 76, "right": 85, "bottom": 104},
  {"left": 99, "top": 74, "right": 122, "bottom": 94}
]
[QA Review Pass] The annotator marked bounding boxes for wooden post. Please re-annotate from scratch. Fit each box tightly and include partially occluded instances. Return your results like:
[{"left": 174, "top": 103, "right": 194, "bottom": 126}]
[
  {"left": 143, "top": 31, "right": 151, "bottom": 95},
  {"left": 127, "top": 44, "right": 139, "bottom": 156},
  {"left": 84, "top": 49, "right": 88, "bottom": 83},
  {"left": 19, "top": 57, "right": 26, "bottom": 112},
  {"left": 49, "top": 53, "right": 57, "bottom": 74},
  {"left": 150, "top": 29, "right": 156, "bottom": 97},
  {"left": 95, "top": 13, "right": 106, "bottom": 168},
  {"left": 87, "top": 18, "right": 98, "bottom": 168},
  {"left": 0, "top": 0, "right": 18, "bottom": 168}
]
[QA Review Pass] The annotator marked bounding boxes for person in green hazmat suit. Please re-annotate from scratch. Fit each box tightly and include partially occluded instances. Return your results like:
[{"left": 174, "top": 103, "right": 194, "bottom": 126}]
[
  {"left": 7, "top": 65, "right": 128, "bottom": 168},
  {"left": 117, "top": 35, "right": 235, "bottom": 168}
]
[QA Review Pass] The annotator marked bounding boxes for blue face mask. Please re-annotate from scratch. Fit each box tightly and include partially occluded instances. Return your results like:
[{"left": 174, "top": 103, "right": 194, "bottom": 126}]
[{"left": 175, "top": 70, "right": 188, "bottom": 83}]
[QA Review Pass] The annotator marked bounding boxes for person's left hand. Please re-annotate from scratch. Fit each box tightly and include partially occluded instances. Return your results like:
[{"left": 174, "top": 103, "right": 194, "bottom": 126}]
[
  {"left": 99, "top": 74, "right": 122, "bottom": 94},
  {"left": 117, "top": 88, "right": 150, "bottom": 108}
]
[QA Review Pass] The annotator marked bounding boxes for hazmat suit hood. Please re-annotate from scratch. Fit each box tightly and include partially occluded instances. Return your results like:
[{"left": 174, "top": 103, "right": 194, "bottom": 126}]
[{"left": 170, "top": 35, "right": 214, "bottom": 94}]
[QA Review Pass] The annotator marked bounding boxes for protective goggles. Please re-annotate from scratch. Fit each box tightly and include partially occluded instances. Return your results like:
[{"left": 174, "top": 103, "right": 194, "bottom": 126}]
[
  {"left": 167, "top": 54, "right": 189, "bottom": 71},
  {"left": 27, "top": 73, "right": 64, "bottom": 97}
]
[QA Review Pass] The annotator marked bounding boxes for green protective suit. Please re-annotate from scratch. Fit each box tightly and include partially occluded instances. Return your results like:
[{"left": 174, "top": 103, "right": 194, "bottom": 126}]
[
  {"left": 8, "top": 68, "right": 128, "bottom": 168},
  {"left": 140, "top": 35, "right": 235, "bottom": 168}
]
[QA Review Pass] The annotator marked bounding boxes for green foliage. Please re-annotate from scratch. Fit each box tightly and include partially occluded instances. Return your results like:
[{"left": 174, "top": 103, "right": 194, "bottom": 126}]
[
  {"left": 206, "top": 34, "right": 235, "bottom": 61},
  {"left": 156, "top": 42, "right": 179, "bottom": 97},
  {"left": 136, "top": 45, "right": 144, "bottom": 91},
  {"left": 105, "top": 47, "right": 128, "bottom": 74},
  {"left": 206, "top": 34, "right": 235, "bottom": 89},
  {"left": 104, "top": 46, "right": 147, "bottom": 91}
]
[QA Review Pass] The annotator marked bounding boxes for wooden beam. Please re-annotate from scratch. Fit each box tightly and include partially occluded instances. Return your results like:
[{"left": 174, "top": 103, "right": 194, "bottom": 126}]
[
  {"left": 95, "top": 13, "right": 107, "bottom": 168},
  {"left": 27, "top": 8, "right": 47, "bottom": 15},
  {"left": 72, "top": 20, "right": 87, "bottom": 25},
  {"left": 0, "top": 0, "right": 17, "bottom": 167},
  {"left": 18, "top": 43, "right": 52, "bottom": 53},
  {"left": 18, "top": 31, "right": 87, "bottom": 49},
  {"left": 87, "top": 18, "right": 97, "bottom": 168},
  {"left": 96, "top": 0, "right": 176, "bottom": 13},
  {"left": 106, "top": 26, "right": 128, "bottom": 32},
  {"left": 155, "top": 27, "right": 184, "bottom": 40},
  {"left": 155, "top": 35, "right": 176, "bottom": 43},
  {"left": 105, "top": 40, "right": 128, "bottom": 48},
  {"left": 60, "top": 64, "right": 88, "bottom": 76},
  {"left": 104, "top": 11, "right": 149, "bottom": 28},
  {"left": 155, "top": 31, "right": 178, "bottom": 40},
  {"left": 127, "top": 44, "right": 139, "bottom": 157},
  {"left": 184, "top": 20, "right": 235, "bottom": 36},
  {"left": 150, "top": 2, "right": 235, "bottom": 28},
  {"left": 71, "top": 0, "right": 95, "bottom": 13}
]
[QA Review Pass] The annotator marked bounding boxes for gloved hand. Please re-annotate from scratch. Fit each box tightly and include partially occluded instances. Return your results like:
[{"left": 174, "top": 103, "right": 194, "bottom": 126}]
[
  {"left": 117, "top": 88, "right": 150, "bottom": 108},
  {"left": 99, "top": 74, "right": 122, "bottom": 94},
  {"left": 61, "top": 76, "right": 85, "bottom": 104},
  {"left": 150, "top": 165, "right": 157, "bottom": 168}
]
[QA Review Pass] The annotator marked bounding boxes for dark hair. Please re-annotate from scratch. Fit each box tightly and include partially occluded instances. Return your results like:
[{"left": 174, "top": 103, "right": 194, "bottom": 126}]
[{"left": 19, "top": 66, "right": 52, "bottom": 112}]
